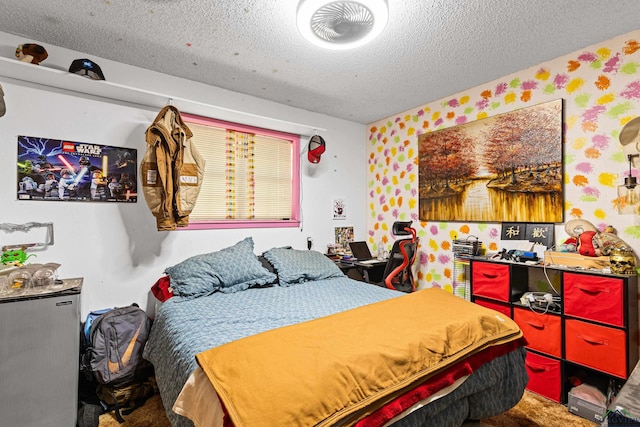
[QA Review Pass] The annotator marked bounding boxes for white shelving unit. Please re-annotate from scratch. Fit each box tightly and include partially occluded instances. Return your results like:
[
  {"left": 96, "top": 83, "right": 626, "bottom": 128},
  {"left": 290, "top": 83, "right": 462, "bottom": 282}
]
[{"left": 0, "top": 56, "right": 324, "bottom": 136}]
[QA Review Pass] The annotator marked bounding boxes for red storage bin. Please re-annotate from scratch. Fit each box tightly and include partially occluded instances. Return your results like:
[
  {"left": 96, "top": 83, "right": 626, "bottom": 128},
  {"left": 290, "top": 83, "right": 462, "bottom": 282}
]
[
  {"left": 564, "top": 272, "right": 624, "bottom": 327},
  {"left": 513, "top": 307, "right": 562, "bottom": 358},
  {"left": 472, "top": 262, "right": 510, "bottom": 302},
  {"left": 565, "top": 319, "right": 627, "bottom": 378},
  {"left": 525, "top": 352, "right": 562, "bottom": 402},
  {"left": 475, "top": 298, "right": 511, "bottom": 318}
]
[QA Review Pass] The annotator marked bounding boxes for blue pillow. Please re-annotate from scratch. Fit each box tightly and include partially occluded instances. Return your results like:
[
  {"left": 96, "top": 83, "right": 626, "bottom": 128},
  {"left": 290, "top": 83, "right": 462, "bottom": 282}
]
[
  {"left": 165, "top": 253, "right": 220, "bottom": 299},
  {"left": 262, "top": 248, "right": 344, "bottom": 287},
  {"left": 165, "top": 237, "right": 277, "bottom": 297}
]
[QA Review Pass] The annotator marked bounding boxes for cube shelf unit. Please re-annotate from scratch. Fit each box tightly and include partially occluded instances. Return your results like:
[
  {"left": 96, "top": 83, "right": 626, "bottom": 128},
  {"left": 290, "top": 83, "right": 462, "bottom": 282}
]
[{"left": 469, "top": 258, "right": 638, "bottom": 404}]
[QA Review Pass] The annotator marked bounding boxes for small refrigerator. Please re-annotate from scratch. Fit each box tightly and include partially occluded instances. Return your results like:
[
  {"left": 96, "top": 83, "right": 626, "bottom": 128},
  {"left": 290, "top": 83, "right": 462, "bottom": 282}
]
[{"left": 0, "top": 278, "right": 82, "bottom": 427}]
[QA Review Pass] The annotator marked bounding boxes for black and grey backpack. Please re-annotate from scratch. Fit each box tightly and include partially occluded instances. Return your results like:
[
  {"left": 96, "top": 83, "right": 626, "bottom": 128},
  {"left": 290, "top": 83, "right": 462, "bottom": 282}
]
[
  {"left": 84, "top": 304, "right": 150, "bottom": 387},
  {"left": 79, "top": 304, "right": 153, "bottom": 424}
]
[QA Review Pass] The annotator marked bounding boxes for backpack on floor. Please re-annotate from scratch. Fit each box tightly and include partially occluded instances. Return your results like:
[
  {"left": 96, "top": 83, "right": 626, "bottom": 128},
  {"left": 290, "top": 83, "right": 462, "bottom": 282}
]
[
  {"left": 83, "top": 307, "right": 113, "bottom": 348},
  {"left": 96, "top": 374, "right": 157, "bottom": 423},
  {"left": 79, "top": 304, "right": 154, "bottom": 423},
  {"left": 85, "top": 304, "right": 151, "bottom": 387}
]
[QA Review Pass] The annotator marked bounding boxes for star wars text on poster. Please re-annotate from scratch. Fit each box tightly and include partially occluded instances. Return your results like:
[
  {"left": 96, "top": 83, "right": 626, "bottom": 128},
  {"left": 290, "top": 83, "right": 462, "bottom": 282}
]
[
  {"left": 64, "top": 141, "right": 103, "bottom": 157},
  {"left": 16, "top": 135, "right": 137, "bottom": 203}
]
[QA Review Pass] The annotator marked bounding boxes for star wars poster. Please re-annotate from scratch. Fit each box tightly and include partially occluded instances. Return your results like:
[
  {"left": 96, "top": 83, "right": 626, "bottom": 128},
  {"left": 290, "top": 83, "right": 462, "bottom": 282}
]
[{"left": 17, "top": 136, "right": 137, "bottom": 203}]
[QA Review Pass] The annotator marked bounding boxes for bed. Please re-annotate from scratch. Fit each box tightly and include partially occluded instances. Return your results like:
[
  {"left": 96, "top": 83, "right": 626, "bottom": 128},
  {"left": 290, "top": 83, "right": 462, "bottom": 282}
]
[{"left": 143, "top": 238, "right": 528, "bottom": 427}]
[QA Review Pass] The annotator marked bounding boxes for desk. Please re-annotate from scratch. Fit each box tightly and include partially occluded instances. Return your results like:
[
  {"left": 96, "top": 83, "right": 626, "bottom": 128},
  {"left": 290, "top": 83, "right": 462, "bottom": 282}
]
[{"left": 335, "top": 259, "right": 386, "bottom": 283}]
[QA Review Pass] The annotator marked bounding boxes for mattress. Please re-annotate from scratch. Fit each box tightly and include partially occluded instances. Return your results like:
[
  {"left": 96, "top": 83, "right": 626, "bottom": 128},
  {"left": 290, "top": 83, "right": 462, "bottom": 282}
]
[
  {"left": 143, "top": 276, "right": 526, "bottom": 427},
  {"left": 174, "top": 344, "right": 527, "bottom": 427},
  {"left": 173, "top": 367, "right": 471, "bottom": 427}
]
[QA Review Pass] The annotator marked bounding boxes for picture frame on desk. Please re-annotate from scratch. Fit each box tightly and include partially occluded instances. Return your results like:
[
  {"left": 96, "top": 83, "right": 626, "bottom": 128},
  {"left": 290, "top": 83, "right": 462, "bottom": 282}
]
[{"left": 334, "top": 226, "right": 354, "bottom": 251}]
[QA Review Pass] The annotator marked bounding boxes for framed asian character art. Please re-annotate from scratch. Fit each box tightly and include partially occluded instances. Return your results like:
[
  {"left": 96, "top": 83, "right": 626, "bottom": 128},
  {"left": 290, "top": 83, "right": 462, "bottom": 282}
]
[
  {"left": 418, "top": 99, "right": 563, "bottom": 222},
  {"left": 16, "top": 136, "right": 137, "bottom": 203},
  {"left": 501, "top": 222, "right": 555, "bottom": 249}
]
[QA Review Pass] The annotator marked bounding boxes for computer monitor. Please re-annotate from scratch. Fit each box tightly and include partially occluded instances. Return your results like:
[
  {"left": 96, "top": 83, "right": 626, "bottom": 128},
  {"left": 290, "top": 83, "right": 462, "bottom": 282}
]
[{"left": 348, "top": 241, "right": 373, "bottom": 260}]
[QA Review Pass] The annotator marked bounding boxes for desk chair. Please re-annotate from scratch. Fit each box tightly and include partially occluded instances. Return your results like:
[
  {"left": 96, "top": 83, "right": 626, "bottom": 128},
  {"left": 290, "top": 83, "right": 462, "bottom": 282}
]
[{"left": 381, "top": 221, "right": 419, "bottom": 293}]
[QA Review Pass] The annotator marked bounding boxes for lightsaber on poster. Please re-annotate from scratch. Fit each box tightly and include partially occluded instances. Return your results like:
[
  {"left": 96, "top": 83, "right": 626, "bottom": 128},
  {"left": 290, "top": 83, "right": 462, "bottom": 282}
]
[
  {"left": 57, "top": 154, "right": 76, "bottom": 173},
  {"left": 74, "top": 166, "right": 88, "bottom": 184},
  {"left": 102, "top": 155, "right": 108, "bottom": 178}
]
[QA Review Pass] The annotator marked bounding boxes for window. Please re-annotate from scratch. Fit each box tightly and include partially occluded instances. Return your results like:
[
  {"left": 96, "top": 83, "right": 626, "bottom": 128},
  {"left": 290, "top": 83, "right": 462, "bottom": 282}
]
[{"left": 182, "top": 114, "right": 300, "bottom": 229}]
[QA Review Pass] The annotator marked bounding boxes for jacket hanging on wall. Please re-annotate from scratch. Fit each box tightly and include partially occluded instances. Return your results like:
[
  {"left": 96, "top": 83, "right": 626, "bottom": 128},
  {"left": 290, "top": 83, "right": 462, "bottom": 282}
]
[{"left": 140, "top": 105, "right": 206, "bottom": 231}]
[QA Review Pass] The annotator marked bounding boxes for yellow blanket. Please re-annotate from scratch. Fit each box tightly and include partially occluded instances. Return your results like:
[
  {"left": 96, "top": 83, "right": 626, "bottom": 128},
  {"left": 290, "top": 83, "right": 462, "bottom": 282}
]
[{"left": 196, "top": 288, "right": 523, "bottom": 427}]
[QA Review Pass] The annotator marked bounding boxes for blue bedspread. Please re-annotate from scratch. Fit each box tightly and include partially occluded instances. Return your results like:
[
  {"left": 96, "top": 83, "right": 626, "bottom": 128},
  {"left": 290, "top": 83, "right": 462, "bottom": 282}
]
[{"left": 143, "top": 277, "right": 402, "bottom": 427}]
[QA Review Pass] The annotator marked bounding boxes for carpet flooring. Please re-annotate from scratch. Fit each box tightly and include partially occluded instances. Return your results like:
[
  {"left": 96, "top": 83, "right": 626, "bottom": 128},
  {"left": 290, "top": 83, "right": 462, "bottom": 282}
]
[{"left": 98, "top": 390, "right": 598, "bottom": 427}]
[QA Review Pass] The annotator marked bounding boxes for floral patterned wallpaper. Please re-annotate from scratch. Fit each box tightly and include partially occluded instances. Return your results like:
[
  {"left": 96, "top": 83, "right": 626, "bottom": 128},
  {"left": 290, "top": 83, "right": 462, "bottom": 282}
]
[{"left": 367, "top": 30, "right": 640, "bottom": 297}]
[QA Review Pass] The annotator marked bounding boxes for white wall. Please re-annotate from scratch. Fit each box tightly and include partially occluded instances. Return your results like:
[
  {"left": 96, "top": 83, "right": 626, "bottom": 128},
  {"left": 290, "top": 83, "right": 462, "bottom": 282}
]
[{"left": 0, "top": 32, "right": 367, "bottom": 317}]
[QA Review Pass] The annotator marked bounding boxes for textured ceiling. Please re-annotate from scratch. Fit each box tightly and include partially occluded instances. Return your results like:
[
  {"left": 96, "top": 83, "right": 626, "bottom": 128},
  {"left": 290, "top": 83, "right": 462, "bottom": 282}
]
[{"left": 2, "top": 1, "right": 640, "bottom": 124}]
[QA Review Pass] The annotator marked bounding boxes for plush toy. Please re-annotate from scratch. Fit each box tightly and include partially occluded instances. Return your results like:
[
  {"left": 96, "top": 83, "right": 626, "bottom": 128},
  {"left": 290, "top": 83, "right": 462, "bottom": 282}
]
[
  {"left": 565, "top": 219, "right": 598, "bottom": 238},
  {"left": 560, "top": 219, "right": 598, "bottom": 253},
  {"left": 578, "top": 230, "right": 597, "bottom": 257},
  {"left": 592, "top": 225, "right": 633, "bottom": 256},
  {"left": 563, "top": 219, "right": 633, "bottom": 257},
  {"left": 15, "top": 43, "right": 48, "bottom": 65},
  {"left": 558, "top": 236, "right": 577, "bottom": 252}
]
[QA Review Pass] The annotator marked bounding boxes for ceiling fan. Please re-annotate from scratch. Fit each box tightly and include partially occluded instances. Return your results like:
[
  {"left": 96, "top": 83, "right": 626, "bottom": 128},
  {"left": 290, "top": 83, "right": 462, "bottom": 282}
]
[{"left": 296, "top": 0, "right": 389, "bottom": 50}]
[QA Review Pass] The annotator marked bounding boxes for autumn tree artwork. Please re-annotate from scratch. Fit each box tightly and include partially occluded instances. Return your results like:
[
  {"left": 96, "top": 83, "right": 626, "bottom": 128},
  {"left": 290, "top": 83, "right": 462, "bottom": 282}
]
[{"left": 418, "top": 99, "right": 563, "bottom": 222}]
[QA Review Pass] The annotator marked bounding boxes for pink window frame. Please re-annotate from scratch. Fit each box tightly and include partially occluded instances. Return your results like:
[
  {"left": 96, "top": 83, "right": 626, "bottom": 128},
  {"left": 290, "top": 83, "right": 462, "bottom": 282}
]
[{"left": 181, "top": 113, "right": 301, "bottom": 229}]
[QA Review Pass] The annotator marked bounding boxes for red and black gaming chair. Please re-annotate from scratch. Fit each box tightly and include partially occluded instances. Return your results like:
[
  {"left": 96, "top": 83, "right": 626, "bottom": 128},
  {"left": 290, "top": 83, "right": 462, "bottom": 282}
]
[{"left": 382, "top": 221, "right": 419, "bottom": 293}]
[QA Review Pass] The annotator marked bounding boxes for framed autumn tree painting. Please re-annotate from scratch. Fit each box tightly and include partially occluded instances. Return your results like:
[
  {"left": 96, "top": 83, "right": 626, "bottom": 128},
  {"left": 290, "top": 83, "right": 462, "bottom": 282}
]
[{"left": 418, "top": 99, "right": 563, "bottom": 222}]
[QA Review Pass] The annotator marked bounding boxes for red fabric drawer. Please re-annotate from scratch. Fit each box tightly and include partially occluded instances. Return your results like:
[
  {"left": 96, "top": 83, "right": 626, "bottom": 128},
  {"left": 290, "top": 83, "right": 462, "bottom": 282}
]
[
  {"left": 564, "top": 272, "right": 624, "bottom": 327},
  {"left": 525, "top": 352, "right": 562, "bottom": 402},
  {"left": 472, "top": 262, "right": 510, "bottom": 302},
  {"left": 475, "top": 299, "right": 511, "bottom": 318},
  {"left": 513, "top": 307, "right": 562, "bottom": 358},
  {"left": 565, "top": 319, "right": 627, "bottom": 378}
]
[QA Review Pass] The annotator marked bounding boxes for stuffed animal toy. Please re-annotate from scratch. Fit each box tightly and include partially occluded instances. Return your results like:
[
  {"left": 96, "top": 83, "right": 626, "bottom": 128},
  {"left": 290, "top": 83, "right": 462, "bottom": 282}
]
[
  {"left": 592, "top": 225, "right": 633, "bottom": 256},
  {"left": 15, "top": 43, "right": 48, "bottom": 65},
  {"left": 577, "top": 230, "right": 597, "bottom": 257},
  {"left": 564, "top": 219, "right": 598, "bottom": 238},
  {"left": 558, "top": 236, "right": 577, "bottom": 252},
  {"left": 560, "top": 219, "right": 598, "bottom": 253},
  {"left": 563, "top": 219, "right": 633, "bottom": 257}
]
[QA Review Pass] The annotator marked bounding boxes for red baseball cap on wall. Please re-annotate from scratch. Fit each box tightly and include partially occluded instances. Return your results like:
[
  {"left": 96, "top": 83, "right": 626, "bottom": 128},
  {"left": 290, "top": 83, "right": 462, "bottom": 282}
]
[{"left": 308, "top": 135, "right": 326, "bottom": 163}]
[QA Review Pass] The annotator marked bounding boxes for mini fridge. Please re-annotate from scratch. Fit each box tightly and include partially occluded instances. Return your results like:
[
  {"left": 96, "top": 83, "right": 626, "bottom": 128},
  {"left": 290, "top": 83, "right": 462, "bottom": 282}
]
[{"left": 0, "top": 278, "right": 82, "bottom": 426}]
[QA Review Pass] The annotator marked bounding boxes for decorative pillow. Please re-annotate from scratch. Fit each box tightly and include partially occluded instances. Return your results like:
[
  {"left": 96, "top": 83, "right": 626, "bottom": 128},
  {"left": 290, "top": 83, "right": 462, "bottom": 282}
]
[
  {"left": 257, "top": 247, "right": 292, "bottom": 274},
  {"left": 255, "top": 255, "right": 277, "bottom": 288},
  {"left": 165, "top": 237, "right": 277, "bottom": 297},
  {"left": 262, "top": 248, "right": 344, "bottom": 287},
  {"left": 258, "top": 255, "right": 276, "bottom": 274},
  {"left": 164, "top": 254, "right": 220, "bottom": 299},
  {"left": 151, "top": 275, "right": 174, "bottom": 302}
]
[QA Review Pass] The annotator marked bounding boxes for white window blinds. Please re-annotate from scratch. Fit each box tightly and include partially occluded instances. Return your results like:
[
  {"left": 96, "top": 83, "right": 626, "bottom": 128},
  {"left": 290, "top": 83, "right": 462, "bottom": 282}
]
[{"left": 187, "top": 121, "right": 294, "bottom": 221}]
